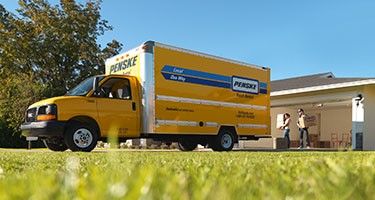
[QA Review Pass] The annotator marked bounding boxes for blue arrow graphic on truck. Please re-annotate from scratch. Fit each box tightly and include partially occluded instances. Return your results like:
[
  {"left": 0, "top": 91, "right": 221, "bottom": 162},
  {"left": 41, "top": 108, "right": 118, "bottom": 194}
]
[
  {"left": 161, "top": 65, "right": 268, "bottom": 94},
  {"left": 161, "top": 65, "right": 231, "bottom": 89}
]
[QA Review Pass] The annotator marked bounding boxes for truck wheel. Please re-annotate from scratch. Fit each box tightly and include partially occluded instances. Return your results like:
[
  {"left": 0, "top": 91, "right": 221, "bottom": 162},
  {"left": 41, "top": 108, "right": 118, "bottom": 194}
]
[
  {"left": 211, "top": 129, "right": 235, "bottom": 151},
  {"left": 43, "top": 139, "right": 68, "bottom": 152},
  {"left": 178, "top": 141, "right": 197, "bottom": 151},
  {"left": 64, "top": 122, "right": 98, "bottom": 152}
]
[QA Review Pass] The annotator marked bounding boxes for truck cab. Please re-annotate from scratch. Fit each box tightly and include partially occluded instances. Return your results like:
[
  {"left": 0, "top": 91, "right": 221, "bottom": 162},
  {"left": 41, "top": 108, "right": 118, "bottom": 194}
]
[{"left": 21, "top": 74, "right": 142, "bottom": 152}]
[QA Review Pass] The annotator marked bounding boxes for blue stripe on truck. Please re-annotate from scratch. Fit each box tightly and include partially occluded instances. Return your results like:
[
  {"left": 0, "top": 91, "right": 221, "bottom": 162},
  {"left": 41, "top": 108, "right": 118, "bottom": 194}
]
[
  {"left": 162, "top": 65, "right": 231, "bottom": 83},
  {"left": 260, "top": 89, "right": 268, "bottom": 94},
  {"left": 161, "top": 65, "right": 268, "bottom": 94},
  {"left": 260, "top": 82, "right": 268, "bottom": 89},
  {"left": 161, "top": 72, "right": 231, "bottom": 89}
]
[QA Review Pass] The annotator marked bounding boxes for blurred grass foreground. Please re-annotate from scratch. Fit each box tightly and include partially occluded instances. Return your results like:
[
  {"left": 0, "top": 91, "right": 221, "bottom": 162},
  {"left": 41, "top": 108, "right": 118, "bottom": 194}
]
[{"left": 0, "top": 151, "right": 375, "bottom": 199}]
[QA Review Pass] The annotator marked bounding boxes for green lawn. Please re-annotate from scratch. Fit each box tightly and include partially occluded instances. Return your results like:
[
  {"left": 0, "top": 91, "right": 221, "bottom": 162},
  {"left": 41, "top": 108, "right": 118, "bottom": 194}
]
[{"left": 0, "top": 150, "right": 374, "bottom": 199}]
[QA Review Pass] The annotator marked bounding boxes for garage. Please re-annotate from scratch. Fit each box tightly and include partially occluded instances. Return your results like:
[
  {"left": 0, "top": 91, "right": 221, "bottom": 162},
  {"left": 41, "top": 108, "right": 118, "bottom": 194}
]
[{"left": 270, "top": 72, "right": 375, "bottom": 150}]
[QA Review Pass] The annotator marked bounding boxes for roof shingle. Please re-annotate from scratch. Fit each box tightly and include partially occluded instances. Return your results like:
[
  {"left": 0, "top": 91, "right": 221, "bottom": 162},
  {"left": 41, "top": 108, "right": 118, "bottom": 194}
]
[{"left": 271, "top": 72, "right": 373, "bottom": 92}]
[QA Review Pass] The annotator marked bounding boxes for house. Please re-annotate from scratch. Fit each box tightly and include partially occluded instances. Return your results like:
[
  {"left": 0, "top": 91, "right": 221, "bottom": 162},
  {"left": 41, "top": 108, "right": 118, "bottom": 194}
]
[
  {"left": 270, "top": 72, "right": 375, "bottom": 150},
  {"left": 241, "top": 72, "right": 375, "bottom": 150}
]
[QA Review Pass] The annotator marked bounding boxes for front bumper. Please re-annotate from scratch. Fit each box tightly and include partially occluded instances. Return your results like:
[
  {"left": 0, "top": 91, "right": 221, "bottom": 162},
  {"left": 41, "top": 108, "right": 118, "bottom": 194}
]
[{"left": 21, "top": 121, "right": 66, "bottom": 138}]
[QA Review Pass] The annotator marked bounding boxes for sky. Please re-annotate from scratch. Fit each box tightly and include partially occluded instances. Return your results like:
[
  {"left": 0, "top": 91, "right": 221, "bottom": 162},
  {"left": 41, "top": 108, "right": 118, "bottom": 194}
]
[{"left": 1, "top": 0, "right": 375, "bottom": 80}]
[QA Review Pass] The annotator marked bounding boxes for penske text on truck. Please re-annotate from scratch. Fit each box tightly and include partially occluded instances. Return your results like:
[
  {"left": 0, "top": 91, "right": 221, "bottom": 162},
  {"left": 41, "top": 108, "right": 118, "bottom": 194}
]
[{"left": 21, "top": 41, "right": 271, "bottom": 152}]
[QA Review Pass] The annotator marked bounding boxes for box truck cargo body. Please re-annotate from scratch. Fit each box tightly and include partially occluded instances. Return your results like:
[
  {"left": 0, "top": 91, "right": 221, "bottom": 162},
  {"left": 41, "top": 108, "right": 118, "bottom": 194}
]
[{"left": 21, "top": 41, "right": 271, "bottom": 152}]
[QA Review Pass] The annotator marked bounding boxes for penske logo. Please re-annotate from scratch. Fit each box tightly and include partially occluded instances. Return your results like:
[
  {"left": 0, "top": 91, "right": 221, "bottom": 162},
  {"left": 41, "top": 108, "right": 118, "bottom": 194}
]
[
  {"left": 231, "top": 76, "right": 259, "bottom": 94},
  {"left": 109, "top": 55, "right": 138, "bottom": 74}
]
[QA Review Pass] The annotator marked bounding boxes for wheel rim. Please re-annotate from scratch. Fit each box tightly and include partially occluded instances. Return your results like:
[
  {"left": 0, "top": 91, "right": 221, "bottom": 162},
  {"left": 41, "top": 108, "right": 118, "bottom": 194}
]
[
  {"left": 73, "top": 128, "right": 93, "bottom": 148},
  {"left": 221, "top": 133, "right": 233, "bottom": 149}
]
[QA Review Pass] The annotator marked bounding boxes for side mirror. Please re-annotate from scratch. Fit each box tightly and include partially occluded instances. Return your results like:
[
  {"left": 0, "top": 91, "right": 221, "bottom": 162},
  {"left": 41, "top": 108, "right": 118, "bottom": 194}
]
[{"left": 93, "top": 76, "right": 100, "bottom": 95}]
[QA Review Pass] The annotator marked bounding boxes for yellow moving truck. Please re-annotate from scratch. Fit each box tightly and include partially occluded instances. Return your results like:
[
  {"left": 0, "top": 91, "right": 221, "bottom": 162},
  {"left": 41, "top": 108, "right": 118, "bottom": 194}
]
[{"left": 21, "top": 41, "right": 271, "bottom": 152}]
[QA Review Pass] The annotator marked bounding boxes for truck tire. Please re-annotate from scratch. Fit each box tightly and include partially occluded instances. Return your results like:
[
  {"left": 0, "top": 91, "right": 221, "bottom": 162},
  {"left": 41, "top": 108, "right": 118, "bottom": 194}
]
[
  {"left": 211, "top": 129, "right": 235, "bottom": 151},
  {"left": 64, "top": 122, "right": 98, "bottom": 152},
  {"left": 43, "top": 139, "right": 68, "bottom": 152},
  {"left": 178, "top": 141, "right": 198, "bottom": 151}
]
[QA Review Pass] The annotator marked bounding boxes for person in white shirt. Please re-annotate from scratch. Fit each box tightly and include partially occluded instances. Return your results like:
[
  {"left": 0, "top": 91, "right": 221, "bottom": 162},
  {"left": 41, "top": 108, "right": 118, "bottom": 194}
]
[
  {"left": 297, "top": 108, "right": 311, "bottom": 149},
  {"left": 281, "top": 113, "right": 291, "bottom": 148}
]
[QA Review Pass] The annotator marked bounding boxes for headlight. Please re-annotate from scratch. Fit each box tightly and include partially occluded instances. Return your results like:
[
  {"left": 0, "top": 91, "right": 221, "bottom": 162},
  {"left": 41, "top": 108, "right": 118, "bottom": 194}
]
[{"left": 36, "top": 104, "right": 57, "bottom": 121}]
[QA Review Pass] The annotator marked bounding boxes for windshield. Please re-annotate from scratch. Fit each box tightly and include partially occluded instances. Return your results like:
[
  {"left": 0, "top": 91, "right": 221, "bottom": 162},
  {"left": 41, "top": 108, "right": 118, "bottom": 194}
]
[{"left": 66, "top": 76, "right": 104, "bottom": 96}]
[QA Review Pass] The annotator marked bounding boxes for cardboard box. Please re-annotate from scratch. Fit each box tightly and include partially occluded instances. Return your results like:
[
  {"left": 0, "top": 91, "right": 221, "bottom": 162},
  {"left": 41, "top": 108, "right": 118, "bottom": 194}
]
[
  {"left": 273, "top": 137, "right": 288, "bottom": 149},
  {"left": 276, "top": 114, "right": 284, "bottom": 129},
  {"left": 300, "top": 115, "right": 317, "bottom": 128}
]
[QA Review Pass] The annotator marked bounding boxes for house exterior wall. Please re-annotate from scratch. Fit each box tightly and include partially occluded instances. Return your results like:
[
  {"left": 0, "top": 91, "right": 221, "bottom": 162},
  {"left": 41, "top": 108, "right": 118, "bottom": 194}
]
[
  {"left": 271, "top": 87, "right": 360, "bottom": 108},
  {"left": 363, "top": 85, "right": 375, "bottom": 150}
]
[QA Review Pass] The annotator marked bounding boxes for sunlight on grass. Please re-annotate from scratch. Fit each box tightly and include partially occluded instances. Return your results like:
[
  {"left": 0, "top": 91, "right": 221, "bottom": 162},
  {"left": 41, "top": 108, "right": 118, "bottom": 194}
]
[{"left": 0, "top": 151, "right": 374, "bottom": 199}]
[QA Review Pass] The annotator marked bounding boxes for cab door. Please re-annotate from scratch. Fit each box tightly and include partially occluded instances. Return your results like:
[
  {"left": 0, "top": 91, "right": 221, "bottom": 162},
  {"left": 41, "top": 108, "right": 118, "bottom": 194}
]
[{"left": 95, "top": 77, "right": 140, "bottom": 138}]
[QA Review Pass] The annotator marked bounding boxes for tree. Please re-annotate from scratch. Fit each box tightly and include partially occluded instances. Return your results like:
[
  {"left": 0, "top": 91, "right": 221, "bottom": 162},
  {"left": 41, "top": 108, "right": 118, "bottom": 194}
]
[
  {"left": 0, "top": 0, "right": 122, "bottom": 147},
  {"left": 1, "top": 0, "right": 123, "bottom": 94}
]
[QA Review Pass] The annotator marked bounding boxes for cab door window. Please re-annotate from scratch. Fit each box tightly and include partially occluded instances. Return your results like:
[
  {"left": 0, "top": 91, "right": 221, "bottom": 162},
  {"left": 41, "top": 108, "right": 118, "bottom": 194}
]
[{"left": 97, "top": 78, "right": 131, "bottom": 100}]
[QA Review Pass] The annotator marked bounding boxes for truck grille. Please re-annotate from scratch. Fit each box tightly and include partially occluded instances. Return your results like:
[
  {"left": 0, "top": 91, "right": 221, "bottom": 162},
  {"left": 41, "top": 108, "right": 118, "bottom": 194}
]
[{"left": 25, "top": 108, "right": 37, "bottom": 122}]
